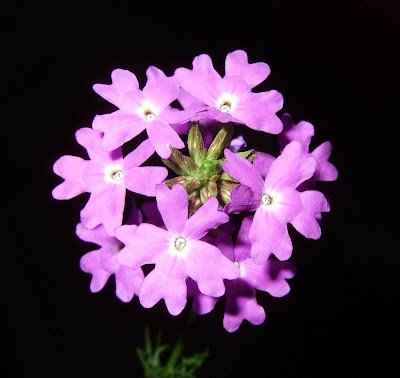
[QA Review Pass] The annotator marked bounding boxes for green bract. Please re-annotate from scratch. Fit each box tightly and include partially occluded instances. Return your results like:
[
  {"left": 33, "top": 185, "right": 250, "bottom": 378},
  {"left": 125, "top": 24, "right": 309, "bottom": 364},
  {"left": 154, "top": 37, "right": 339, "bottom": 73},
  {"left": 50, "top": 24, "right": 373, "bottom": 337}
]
[{"left": 162, "top": 123, "right": 255, "bottom": 215}]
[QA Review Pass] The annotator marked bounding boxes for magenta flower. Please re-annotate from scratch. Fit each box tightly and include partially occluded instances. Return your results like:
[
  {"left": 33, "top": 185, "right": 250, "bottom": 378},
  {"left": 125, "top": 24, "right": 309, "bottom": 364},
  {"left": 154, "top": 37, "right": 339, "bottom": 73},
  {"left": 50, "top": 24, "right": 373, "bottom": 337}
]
[
  {"left": 174, "top": 51, "right": 283, "bottom": 134},
  {"left": 279, "top": 113, "right": 339, "bottom": 184},
  {"left": 190, "top": 217, "right": 296, "bottom": 332},
  {"left": 93, "top": 67, "right": 193, "bottom": 158},
  {"left": 253, "top": 151, "right": 331, "bottom": 239},
  {"left": 52, "top": 128, "right": 167, "bottom": 235},
  {"left": 223, "top": 141, "right": 318, "bottom": 263},
  {"left": 77, "top": 223, "right": 144, "bottom": 303},
  {"left": 115, "top": 184, "right": 240, "bottom": 316}
]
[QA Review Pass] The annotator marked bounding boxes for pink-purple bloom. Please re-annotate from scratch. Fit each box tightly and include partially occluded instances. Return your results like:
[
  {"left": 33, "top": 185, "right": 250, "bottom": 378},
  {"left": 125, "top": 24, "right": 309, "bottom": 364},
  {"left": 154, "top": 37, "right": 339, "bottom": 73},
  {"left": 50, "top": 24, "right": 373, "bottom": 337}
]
[
  {"left": 115, "top": 184, "right": 239, "bottom": 315},
  {"left": 190, "top": 217, "right": 296, "bottom": 332},
  {"left": 52, "top": 128, "right": 167, "bottom": 235},
  {"left": 93, "top": 67, "right": 193, "bottom": 158},
  {"left": 77, "top": 223, "right": 144, "bottom": 303},
  {"left": 174, "top": 51, "right": 283, "bottom": 134},
  {"left": 223, "top": 141, "right": 329, "bottom": 263}
]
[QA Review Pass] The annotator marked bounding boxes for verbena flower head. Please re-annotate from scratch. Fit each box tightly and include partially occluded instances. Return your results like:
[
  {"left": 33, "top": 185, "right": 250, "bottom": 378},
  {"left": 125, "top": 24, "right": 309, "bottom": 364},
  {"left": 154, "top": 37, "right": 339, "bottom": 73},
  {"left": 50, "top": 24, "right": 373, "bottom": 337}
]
[{"left": 52, "top": 50, "right": 337, "bottom": 332}]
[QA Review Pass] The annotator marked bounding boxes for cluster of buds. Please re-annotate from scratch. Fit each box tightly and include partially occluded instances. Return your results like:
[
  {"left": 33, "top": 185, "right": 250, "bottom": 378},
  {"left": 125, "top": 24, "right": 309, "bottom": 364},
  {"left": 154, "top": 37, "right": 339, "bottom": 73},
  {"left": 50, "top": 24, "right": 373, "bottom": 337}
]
[{"left": 52, "top": 50, "right": 338, "bottom": 332}]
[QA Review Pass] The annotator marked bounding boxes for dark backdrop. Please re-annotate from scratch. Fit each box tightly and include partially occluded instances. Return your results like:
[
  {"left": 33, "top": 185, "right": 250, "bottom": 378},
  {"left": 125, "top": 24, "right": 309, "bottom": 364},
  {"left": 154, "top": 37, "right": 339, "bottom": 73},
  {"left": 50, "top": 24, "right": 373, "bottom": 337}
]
[{"left": 5, "top": 1, "right": 398, "bottom": 377}]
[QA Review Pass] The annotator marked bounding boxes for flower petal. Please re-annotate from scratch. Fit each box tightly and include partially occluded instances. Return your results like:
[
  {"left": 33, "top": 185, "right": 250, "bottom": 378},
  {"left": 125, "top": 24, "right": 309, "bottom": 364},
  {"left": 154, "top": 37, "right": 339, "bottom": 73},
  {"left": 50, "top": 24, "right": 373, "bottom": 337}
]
[
  {"left": 185, "top": 240, "right": 239, "bottom": 297},
  {"left": 92, "top": 110, "right": 146, "bottom": 151},
  {"left": 52, "top": 156, "right": 87, "bottom": 199},
  {"left": 241, "top": 258, "right": 296, "bottom": 297},
  {"left": 80, "top": 250, "right": 111, "bottom": 293},
  {"left": 253, "top": 152, "right": 275, "bottom": 179},
  {"left": 224, "top": 185, "right": 261, "bottom": 215},
  {"left": 279, "top": 113, "right": 314, "bottom": 153},
  {"left": 225, "top": 50, "right": 270, "bottom": 88},
  {"left": 249, "top": 207, "right": 293, "bottom": 263},
  {"left": 174, "top": 55, "right": 221, "bottom": 107},
  {"left": 143, "top": 67, "right": 180, "bottom": 111},
  {"left": 187, "top": 278, "right": 218, "bottom": 315},
  {"left": 147, "top": 120, "right": 185, "bottom": 159},
  {"left": 264, "top": 141, "right": 316, "bottom": 192},
  {"left": 155, "top": 184, "right": 188, "bottom": 234},
  {"left": 291, "top": 190, "right": 330, "bottom": 239},
  {"left": 233, "top": 216, "right": 253, "bottom": 262},
  {"left": 139, "top": 268, "right": 187, "bottom": 316},
  {"left": 116, "top": 223, "right": 170, "bottom": 268},
  {"left": 233, "top": 91, "right": 283, "bottom": 134},
  {"left": 312, "top": 141, "right": 339, "bottom": 181},
  {"left": 80, "top": 184, "right": 126, "bottom": 236},
  {"left": 123, "top": 139, "right": 155, "bottom": 169},
  {"left": 223, "top": 280, "right": 265, "bottom": 332},
  {"left": 184, "top": 197, "right": 229, "bottom": 240},
  {"left": 140, "top": 253, "right": 187, "bottom": 315},
  {"left": 223, "top": 149, "right": 264, "bottom": 193},
  {"left": 93, "top": 68, "right": 139, "bottom": 108},
  {"left": 124, "top": 166, "right": 168, "bottom": 197},
  {"left": 115, "top": 266, "right": 144, "bottom": 303},
  {"left": 75, "top": 223, "right": 116, "bottom": 247}
]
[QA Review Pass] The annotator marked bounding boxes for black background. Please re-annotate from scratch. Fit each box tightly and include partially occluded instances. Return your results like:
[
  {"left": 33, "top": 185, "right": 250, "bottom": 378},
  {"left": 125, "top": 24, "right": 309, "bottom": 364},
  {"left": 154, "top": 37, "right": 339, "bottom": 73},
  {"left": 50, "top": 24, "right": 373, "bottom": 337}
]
[{"left": 5, "top": 1, "right": 398, "bottom": 377}]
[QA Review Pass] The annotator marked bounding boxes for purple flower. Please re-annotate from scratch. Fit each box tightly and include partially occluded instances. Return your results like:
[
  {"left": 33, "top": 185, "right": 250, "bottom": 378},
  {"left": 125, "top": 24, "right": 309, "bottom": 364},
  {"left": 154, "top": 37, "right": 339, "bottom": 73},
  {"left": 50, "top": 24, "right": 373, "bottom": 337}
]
[
  {"left": 93, "top": 67, "right": 193, "bottom": 158},
  {"left": 77, "top": 223, "right": 144, "bottom": 303},
  {"left": 190, "top": 217, "right": 296, "bottom": 332},
  {"left": 279, "top": 113, "right": 339, "bottom": 185},
  {"left": 115, "top": 184, "right": 240, "bottom": 316},
  {"left": 52, "top": 128, "right": 167, "bottom": 235},
  {"left": 223, "top": 141, "right": 318, "bottom": 263},
  {"left": 174, "top": 51, "right": 283, "bottom": 134}
]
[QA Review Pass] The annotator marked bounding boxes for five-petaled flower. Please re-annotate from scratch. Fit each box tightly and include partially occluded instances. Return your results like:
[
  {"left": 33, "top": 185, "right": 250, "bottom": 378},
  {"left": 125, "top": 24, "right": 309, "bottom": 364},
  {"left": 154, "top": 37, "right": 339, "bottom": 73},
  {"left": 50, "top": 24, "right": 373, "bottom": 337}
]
[
  {"left": 52, "top": 127, "right": 167, "bottom": 235},
  {"left": 115, "top": 184, "right": 240, "bottom": 315}
]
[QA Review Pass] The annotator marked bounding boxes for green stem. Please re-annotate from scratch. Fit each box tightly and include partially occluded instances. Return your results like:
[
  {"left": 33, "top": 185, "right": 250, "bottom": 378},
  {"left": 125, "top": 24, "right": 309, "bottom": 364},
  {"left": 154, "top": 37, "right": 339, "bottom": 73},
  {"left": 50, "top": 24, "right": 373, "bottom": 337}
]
[{"left": 165, "top": 310, "right": 196, "bottom": 373}]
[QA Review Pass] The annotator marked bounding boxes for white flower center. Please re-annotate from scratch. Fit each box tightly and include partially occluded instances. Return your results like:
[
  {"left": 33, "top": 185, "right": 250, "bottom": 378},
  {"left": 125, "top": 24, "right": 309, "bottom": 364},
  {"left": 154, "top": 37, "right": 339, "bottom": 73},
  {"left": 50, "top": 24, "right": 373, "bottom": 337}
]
[
  {"left": 260, "top": 190, "right": 282, "bottom": 212},
  {"left": 216, "top": 93, "right": 238, "bottom": 113},
  {"left": 104, "top": 165, "right": 124, "bottom": 184},
  {"left": 220, "top": 103, "right": 231, "bottom": 113},
  {"left": 137, "top": 100, "right": 159, "bottom": 121},
  {"left": 112, "top": 170, "right": 124, "bottom": 181},
  {"left": 261, "top": 193, "right": 273, "bottom": 206},
  {"left": 144, "top": 111, "right": 156, "bottom": 121},
  {"left": 234, "top": 261, "right": 246, "bottom": 277},
  {"left": 174, "top": 237, "right": 186, "bottom": 251}
]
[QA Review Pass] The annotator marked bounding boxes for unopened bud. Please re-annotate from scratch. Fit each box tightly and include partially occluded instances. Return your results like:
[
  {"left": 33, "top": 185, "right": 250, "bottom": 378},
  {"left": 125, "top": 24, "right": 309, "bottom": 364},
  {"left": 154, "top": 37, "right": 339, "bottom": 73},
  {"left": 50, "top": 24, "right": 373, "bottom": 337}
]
[{"left": 207, "top": 124, "right": 233, "bottom": 161}]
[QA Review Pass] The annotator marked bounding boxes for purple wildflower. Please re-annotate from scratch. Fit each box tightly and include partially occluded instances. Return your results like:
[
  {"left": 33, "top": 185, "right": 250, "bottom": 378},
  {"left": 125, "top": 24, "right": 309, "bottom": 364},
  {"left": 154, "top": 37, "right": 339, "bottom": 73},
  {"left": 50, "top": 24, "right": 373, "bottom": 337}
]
[
  {"left": 52, "top": 128, "right": 167, "bottom": 235},
  {"left": 223, "top": 141, "right": 319, "bottom": 263},
  {"left": 190, "top": 217, "right": 296, "bottom": 332},
  {"left": 77, "top": 223, "right": 144, "bottom": 303},
  {"left": 174, "top": 51, "right": 283, "bottom": 134},
  {"left": 93, "top": 67, "right": 193, "bottom": 158},
  {"left": 115, "top": 184, "right": 239, "bottom": 316}
]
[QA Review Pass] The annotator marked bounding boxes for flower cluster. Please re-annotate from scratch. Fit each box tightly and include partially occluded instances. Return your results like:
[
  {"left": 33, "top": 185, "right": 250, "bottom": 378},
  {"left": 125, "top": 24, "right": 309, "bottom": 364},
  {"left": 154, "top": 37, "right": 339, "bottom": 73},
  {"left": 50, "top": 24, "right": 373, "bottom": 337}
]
[{"left": 52, "top": 50, "right": 338, "bottom": 332}]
